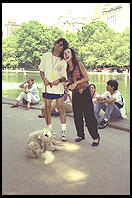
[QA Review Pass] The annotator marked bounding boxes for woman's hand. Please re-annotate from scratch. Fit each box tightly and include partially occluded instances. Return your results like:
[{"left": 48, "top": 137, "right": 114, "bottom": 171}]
[
  {"left": 64, "top": 82, "right": 69, "bottom": 89},
  {"left": 68, "top": 82, "right": 77, "bottom": 91},
  {"left": 50, "top": 79, "right": 60, "bottom": 86}
]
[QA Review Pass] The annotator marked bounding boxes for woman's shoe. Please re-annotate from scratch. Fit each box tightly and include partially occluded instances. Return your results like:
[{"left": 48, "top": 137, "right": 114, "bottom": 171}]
[
  {"left": 92, "top": 136, "right": 100, "bottom": 146},
  {"left": 75, "top": 137, "right": 85, "bottom": 142}
]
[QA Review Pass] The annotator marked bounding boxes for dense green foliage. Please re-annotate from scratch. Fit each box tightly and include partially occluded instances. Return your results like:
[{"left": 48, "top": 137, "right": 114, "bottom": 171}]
[{"left": 2, "top": 20, "right": 130, "bottom": 69}]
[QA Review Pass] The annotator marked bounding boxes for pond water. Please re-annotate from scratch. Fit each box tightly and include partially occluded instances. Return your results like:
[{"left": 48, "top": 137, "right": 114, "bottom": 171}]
[{"left": 2, "top": 71, "right": 130, "bottom": 117}]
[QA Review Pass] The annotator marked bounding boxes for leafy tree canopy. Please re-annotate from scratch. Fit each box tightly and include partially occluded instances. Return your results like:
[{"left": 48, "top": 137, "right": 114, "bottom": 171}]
[{"left": 2, "top": 20, "right": 130, "bottom": 69}]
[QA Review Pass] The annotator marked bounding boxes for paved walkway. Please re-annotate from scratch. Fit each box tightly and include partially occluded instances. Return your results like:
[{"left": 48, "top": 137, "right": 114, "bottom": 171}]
[
  {"left": 2, "top": 97, "right": 130, "bottom": 132},
  {"left": 2, "top": 100, "right": 130, "bottom": 195}
]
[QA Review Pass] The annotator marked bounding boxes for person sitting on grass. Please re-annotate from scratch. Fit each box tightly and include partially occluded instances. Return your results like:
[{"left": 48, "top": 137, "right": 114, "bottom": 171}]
[
  {"left": 94, "top": 79, "right": 126, "bottom": 129},
  {"left": 10, "top": 77, "right": 40, "bottom": 110}
]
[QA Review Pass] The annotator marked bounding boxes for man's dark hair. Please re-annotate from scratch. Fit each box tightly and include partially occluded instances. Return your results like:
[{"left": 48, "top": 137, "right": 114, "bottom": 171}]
[
  {"left": 28, "top": 77, "right": 34, "bottom": 83},
  {"left": 107, "top": 79, "right": 118, "bottom": 91},
  {"left": 52, "top": 38, "right": 69, "bottom": 59}
]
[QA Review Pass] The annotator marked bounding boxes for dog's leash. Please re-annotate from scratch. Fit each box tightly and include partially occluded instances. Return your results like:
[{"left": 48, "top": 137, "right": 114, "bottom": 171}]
[
  {"left": 44, "top": 84, "right": 48, "bottom": 125},
  {"left": 45, "top": 82, "right": 53, "bottom": 126}
]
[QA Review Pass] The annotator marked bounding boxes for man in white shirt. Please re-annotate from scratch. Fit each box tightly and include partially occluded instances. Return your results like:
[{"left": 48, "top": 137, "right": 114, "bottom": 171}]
[
  {"left": 94, "top": 79, "right": 126, "bottom": 129},
  {"left": 10, "top": 77, "right": 40, "bottom": 110},
  {"left": 39, "top": 38, "right": 69, "bottom": 141}
]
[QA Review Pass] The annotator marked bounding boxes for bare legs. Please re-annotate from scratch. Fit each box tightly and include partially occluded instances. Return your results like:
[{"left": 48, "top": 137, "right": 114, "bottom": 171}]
[
  {"left": 44, "top": 96, "right": 66, "bottom": 125},
  {"left": 56, "top": 97, "right": 66, "bottom": 124}
]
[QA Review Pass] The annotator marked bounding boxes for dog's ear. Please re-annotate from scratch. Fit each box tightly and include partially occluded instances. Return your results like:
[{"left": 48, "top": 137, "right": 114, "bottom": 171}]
[
  {"left": 38, "top": 129, "right": 45, "bottom": 139},
  {"left": 38, "top": 134, "right": 41, "bottom": 139},
  {"left": 38, "top": 132, "right": 43, "bottom": 139}
]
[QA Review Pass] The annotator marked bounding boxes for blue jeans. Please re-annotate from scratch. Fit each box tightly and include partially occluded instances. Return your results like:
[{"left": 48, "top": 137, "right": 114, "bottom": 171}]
[{"left": 94, "top": 101, "right": 122, "bottom": 121}]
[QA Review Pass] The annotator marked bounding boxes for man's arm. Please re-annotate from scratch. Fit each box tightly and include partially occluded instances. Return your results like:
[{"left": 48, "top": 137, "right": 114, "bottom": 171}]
[
  {"left": 40, "top": 71, "right": 50, "bottom": 86},
  {"left": 19, "top": 81, "right": 27, "bottom": 89},
  {"left": 97, "top": 96, "right": 115, "bottom": 104}
]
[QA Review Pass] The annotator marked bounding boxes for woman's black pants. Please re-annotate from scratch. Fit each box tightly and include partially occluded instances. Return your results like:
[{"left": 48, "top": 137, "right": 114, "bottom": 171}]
[{"left": 72, "top": 87, "right": 99, "bottom": 140}]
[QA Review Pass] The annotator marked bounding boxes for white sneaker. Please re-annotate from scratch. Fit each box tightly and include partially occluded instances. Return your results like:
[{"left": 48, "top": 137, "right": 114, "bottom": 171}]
[{"left": 61, "top": 130, "right": 68, "bottom": 141}]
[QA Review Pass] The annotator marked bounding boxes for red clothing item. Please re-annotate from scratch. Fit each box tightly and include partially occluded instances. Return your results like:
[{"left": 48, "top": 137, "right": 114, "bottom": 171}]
[{"left": 67, "top": 63, "right": 88, "bottom": 94}]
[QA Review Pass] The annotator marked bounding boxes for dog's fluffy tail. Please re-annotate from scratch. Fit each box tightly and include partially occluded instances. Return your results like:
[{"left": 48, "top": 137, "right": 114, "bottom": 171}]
[{"left": 43, "top": 151, "right": 55, "bottom": 165}]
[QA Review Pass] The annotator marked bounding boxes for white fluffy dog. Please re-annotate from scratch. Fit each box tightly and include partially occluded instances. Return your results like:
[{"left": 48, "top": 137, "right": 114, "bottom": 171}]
[{"left": 25, "top": 128, "right": 63, "bottom": 164}]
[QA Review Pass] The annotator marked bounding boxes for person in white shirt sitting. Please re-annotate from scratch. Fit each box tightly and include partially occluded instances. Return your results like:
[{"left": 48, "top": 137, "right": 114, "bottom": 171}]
[
  {"left": 94, "top": 79, "right": 126, "bottom": 129},
  {"left": 10, "top": 77, "right": 40, "bottom": 110}
]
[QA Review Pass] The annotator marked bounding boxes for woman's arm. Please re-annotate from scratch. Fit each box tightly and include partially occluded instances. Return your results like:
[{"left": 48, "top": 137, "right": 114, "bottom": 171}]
[
  {"left": 68, "top": 62, "right": 89, "bottom": 90},
  {"left": 77, "top": 61, "right": 89, "bottom": 84},
  {"left": 68, "top": 93, "right": 72, "bottom": 103}
]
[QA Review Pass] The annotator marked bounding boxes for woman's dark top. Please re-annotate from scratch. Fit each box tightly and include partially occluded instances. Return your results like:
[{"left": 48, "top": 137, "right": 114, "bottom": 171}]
[{"left": 67, "top": 62, "right": 89, "bottom": 94}]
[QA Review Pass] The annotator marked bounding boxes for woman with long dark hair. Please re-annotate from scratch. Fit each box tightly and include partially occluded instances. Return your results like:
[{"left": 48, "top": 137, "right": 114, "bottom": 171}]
[{"left": 64, "top": 48, "right": 100, "bottom": 146}]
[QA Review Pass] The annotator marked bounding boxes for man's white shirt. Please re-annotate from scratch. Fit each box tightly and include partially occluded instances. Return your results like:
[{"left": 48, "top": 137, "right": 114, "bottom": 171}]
[
  {"left": 101, "top": 90, "right": 126, "bottom": 118},
  {"left": 24, "top": 84, "right": 40, "bottom": 100},
  {"left": 39, "top": 52, "right": 67, "bottom": 94}
]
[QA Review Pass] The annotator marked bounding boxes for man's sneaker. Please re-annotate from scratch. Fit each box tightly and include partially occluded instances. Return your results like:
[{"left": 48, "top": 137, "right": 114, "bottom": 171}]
[
  {"left": 61, "top": 131, "right": 68, "bottom": 141},
  {"left": 98, "top": 118, "right": 108, "bottom": 129},
  {"left": 104, "top": 118, "right": 108, "bottom": 123}
]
